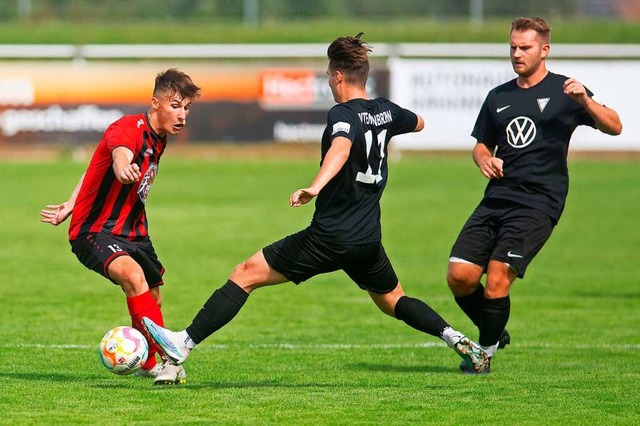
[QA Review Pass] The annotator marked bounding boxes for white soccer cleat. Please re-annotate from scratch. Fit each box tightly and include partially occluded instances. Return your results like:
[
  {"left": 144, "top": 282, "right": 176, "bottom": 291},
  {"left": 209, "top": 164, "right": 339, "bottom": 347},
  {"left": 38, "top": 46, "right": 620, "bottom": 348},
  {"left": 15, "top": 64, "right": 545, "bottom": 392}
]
[
  {"left": 134, "top": 363, "right": 163, "bottom": 378},
  {"left": 142, "top": 317, "right": 191, "bottom": 366},
  {"left": 153, "top": 362, "right": 187, "bottom": 385}
]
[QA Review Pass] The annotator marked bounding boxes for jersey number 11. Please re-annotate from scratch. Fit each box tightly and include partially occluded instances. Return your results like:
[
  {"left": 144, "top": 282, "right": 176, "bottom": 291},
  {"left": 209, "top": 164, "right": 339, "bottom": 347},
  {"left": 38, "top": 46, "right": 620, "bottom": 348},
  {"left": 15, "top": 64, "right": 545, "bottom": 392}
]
[{"left": 356, "top": 129, "right": 387, "bottom": 185}]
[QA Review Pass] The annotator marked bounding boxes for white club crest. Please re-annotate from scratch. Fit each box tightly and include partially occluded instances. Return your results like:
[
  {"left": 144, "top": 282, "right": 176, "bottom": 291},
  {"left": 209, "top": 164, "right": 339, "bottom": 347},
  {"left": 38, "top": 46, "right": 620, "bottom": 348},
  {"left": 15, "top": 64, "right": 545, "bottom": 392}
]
[
  {"left": 506, "top": 116, "right": 536, "bottom": 149},
  {"left": 537, "top": 98, "right": 550, "bottom": 113},
  {"left": 137, "top": 163, "right": 158, "bottom": 204}
]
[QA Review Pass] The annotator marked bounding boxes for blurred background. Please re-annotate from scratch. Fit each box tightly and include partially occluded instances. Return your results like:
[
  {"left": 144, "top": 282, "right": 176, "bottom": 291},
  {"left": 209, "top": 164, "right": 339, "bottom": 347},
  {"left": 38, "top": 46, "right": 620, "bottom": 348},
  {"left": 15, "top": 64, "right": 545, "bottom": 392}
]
[
  {"left": 4, "top": 0, "right": 640, "bottom": 23},
  {"left": 0, "top": 0, "right": 639, "bottom": 160}
]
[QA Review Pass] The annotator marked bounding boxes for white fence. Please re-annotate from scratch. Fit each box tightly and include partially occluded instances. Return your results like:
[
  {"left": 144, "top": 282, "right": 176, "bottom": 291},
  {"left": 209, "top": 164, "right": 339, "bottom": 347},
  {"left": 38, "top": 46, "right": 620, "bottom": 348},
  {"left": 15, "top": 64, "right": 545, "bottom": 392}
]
[{"left": 1, "top": 43, "right": 639, "bottom": 60}]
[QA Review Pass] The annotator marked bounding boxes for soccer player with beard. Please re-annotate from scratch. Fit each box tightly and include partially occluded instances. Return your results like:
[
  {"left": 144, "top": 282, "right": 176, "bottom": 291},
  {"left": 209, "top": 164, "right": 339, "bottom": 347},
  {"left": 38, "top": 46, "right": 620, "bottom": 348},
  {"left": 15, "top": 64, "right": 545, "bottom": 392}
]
[
  {"left": 446, "top": 17, "right": 622, "bottom": 373},
  {"left": 40, "top": 69, "right": 201, "bottom": 384},
  {"left": 142, "top": 34, "right": 490, "bottom": 375}
]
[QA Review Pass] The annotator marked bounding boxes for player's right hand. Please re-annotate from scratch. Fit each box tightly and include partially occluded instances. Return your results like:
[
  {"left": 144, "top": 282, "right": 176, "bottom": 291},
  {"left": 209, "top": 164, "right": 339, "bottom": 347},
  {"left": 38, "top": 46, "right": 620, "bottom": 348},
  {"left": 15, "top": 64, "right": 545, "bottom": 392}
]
[
  {"left": 117, "top": 163, "right": 141, "bottom": 184},
  {"left": 290, "top": 188, "right": 316, "bottom": 207},
  {"left": 478, "top": 157, "right": 504, "bottom": 179},
  {"left": 40, "top": 202, "right": 72, "bottom": 226}
]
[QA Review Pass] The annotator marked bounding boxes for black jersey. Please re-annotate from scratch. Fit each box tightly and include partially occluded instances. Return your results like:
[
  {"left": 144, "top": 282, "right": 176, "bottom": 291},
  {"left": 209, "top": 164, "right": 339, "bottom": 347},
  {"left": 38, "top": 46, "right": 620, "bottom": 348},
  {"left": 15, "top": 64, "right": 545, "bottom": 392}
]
[
  {"left": 308, "top": 97, "right": 418, "bottom": 244},
  {"left": 472, "top": 72, "right": 596, "bottom": 223}
]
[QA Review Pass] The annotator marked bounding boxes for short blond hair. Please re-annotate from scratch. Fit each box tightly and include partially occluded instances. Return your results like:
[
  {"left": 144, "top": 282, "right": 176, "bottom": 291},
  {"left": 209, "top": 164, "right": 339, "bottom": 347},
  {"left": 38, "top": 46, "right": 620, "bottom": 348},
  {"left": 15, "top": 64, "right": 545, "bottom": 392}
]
[{"left": 511, "top": 17, "right": 551, "bottom": 43}]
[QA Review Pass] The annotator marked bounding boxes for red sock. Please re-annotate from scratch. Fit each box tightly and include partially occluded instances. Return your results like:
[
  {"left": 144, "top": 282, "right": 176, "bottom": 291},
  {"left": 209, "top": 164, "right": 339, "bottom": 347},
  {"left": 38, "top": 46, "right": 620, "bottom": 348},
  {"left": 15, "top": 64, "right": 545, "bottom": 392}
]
[{"left": 127, "top": 291, "right": 165, "bottom": 369}]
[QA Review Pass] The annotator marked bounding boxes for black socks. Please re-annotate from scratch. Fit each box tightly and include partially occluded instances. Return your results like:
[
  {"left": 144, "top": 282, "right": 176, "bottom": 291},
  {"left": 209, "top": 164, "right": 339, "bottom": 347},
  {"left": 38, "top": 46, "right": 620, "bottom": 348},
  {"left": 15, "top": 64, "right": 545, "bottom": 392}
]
[
  {"left": 479, "top": 296, "right": 510, "bottom": 347},
  {"left": 455, "top": 284, "right": 511, "bottom": 347},
  {"left": 454, "top": 283, "right": 485, "bottom": 327},
  {"left": 186, "top": 280, "right": 249, "bottom": 344},
  {"left": 394, "top": 296, "right": 450, "bottom": 338}
]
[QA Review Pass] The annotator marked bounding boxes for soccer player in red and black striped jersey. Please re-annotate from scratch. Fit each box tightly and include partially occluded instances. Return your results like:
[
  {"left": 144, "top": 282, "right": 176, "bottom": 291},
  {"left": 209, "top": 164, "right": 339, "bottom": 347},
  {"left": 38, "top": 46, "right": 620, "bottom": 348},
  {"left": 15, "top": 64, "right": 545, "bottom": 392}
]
[
  {"left": 41, "top": 69, "right": 200, "bottom": 384},
  {"left": 141, "top": 34, "right": 491, "bottom": 376}
]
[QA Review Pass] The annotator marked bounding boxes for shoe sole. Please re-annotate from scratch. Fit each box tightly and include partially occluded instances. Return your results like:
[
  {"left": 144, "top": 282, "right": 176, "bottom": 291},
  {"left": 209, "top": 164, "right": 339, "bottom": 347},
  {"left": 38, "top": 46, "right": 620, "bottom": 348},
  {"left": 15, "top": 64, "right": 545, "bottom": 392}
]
[
  {"left": 462, "top": 365, "right": 491, "bottom": 375},
  {"left": 153, "top": 370, "right": 187, "bottom": 386},
  {"left": 153, "top": 378, "right": 187, "bottom": 386},
  {"left": 459, "top": 329, "right": 510, "bottom": 372},
  {"left": 454, "top": 339, "right": 489, "bottom": 374}
]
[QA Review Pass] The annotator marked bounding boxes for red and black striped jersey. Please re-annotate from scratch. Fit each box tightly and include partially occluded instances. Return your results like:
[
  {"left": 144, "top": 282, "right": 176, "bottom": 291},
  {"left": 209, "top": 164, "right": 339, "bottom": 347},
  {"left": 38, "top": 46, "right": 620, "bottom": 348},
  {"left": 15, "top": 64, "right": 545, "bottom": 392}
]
[{"left": 69, "top": 114, "right": 167, "bottom": 240}]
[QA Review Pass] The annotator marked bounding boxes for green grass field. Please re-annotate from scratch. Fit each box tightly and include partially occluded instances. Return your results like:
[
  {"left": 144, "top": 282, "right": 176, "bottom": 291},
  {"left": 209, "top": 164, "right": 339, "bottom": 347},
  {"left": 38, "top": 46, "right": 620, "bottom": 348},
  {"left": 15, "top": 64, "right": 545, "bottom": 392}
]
[
  {"left": 1, "top": 19, "right": 640, "bottom": 44},
  {"left": 1, "top": 152, "right": 638, "bottom": 425}
]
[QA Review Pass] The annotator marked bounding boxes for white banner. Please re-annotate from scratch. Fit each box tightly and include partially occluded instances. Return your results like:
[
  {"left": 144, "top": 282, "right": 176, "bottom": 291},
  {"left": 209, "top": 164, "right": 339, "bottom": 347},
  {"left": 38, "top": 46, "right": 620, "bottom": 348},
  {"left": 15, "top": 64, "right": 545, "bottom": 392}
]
[{"left": 389, "top": 58, "right": 640, "bottom": 150}]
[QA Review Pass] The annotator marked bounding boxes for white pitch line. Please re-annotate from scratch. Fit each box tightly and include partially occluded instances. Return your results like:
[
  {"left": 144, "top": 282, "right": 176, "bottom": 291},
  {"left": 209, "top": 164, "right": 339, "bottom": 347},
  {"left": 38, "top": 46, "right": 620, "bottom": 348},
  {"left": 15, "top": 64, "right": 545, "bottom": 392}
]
[{"left": 7, "top": 342, "right": 640, "bottom": 350}]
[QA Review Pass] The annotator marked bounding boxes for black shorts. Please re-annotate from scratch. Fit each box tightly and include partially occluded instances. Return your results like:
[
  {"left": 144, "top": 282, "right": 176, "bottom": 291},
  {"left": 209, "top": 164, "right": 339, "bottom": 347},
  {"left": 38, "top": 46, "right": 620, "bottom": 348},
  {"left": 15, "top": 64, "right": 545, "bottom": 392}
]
[
  {"left": 70, "top": 233, "right": 165, "bottom": 288},
  {"left": 449, "top": 198, "right": 554, "bottom": 278},
  {"left": 262, "top": 229, "right": 399, "bottom": 294}
]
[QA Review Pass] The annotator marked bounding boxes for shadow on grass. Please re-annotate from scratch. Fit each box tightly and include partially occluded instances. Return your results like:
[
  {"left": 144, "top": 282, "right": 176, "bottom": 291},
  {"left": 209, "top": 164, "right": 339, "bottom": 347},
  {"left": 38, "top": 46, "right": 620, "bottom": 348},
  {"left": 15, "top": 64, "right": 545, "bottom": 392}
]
[
  {"left": 0, "top": 363, "right": 455, "bottom": 390},
  {"left": 0, "top": 372, "right": 103, "bottom": 382},
  {"left": 146, "top": 380, "right": 350, "bottom": 390},
  {"left": 348, "top": 362, "right": 452, "bottom": 374},
  {"left": 0, "top": 372, "right": 328, "bottom": 390}
]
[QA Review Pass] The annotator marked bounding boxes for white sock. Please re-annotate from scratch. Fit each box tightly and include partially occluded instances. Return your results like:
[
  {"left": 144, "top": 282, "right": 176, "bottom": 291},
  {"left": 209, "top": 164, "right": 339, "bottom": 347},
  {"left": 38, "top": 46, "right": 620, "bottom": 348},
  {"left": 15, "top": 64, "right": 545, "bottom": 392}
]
[
  {"left": 480, "top": 342, "right": 499, "bottom": 357},
  {"left": 178, "top": 330, "right": 196, "bottom": 349},
  {"left": 441, "top": 327, "right": 465, "bottom": 348}
]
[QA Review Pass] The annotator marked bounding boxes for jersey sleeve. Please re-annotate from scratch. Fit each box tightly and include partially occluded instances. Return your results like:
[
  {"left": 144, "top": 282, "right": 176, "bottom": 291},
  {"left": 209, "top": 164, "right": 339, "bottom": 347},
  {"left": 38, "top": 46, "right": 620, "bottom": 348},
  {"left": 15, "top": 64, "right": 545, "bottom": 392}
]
[
  {"left": 104, "top": 117, "right": 139, "bottom": 154},
  {"left": 326, "top": 104, "right": 358, "bottom": 143},
  {"left": 471, "top": 94, "right": 498, "bottom": 148},
  {"left": 391, "top": 104, "right": 418, "bottom": 135}
]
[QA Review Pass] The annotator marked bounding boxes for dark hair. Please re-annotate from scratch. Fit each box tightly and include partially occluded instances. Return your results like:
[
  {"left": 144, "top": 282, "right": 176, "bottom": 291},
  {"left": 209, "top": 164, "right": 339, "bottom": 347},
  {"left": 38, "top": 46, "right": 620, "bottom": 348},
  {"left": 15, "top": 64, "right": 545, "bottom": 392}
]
[
  {"left": 511, "top": 17, "right": 551, "bottom": 43},
  {"left": 153, "top": 68, "right": 201, "bottom": 100},
  {"left": 327, "top": 32, "right": 372, "bottom": 85}
]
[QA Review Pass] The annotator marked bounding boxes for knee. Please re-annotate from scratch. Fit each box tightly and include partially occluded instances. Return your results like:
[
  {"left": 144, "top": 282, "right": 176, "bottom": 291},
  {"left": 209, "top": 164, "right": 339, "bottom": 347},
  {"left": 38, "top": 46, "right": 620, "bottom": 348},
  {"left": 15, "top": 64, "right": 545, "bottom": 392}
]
[
  {"left": 230, "top": 261, "right": 250, "bottom": 281},
  {"left": 114, "top": 268, "right": 147, "bottom": 295},
  {"left": 484, "top": 277, "right": 512, "bottom": 298},
  {"left": 446, "top": 266, "right": 480, "bottom": 296},
  {"left": 229, "top": 261, "right": 257, "bottom": 292},
  {"left": 125, "top": 268, "right": 146, "bottom": 286}
]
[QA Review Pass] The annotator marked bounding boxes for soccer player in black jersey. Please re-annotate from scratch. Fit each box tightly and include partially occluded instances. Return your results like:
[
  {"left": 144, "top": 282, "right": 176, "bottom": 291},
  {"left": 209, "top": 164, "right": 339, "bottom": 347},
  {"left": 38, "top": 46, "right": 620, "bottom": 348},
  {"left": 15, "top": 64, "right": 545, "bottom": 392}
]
[
  {"left": 447, "top": 17, "right": 622, "bottom": 373},
  {"left": 142, "top": 33, "right": 490, "bottom": 375}
]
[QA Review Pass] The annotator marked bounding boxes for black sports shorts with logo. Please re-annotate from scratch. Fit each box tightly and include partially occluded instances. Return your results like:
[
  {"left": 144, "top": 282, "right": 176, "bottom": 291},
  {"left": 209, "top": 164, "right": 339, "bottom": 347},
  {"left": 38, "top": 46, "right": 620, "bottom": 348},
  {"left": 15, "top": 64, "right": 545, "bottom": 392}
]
[
  {"left": 262, "top": 228, "right": 399, "bottom": 294},
  {"left": 70, "top": 233, "right": 165, "bottom": 287},
  {"left": 449, "top": 198, "right": 554, "bottom": 278}
]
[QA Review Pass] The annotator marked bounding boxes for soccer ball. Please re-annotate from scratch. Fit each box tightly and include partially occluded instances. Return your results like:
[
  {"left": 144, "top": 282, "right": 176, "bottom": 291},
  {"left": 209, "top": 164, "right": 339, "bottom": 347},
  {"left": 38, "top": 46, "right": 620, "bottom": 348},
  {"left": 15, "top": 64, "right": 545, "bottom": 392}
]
[{"left": 99, "top": 326, "right": 149, "bottom": 375}]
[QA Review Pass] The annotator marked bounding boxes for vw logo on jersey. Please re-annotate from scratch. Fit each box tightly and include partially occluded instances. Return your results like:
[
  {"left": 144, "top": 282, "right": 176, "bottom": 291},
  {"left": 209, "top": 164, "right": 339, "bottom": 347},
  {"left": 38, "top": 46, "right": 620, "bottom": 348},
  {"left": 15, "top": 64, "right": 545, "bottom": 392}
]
[{"left": 506, "top": 116, "right": 536, "bottom": 149}]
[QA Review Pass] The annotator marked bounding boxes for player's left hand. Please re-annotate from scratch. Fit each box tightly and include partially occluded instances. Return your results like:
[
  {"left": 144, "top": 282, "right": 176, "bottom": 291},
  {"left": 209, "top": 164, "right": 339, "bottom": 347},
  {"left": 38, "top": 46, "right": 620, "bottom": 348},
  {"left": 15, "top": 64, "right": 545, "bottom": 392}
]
[
  {"left": 563, "top": 78, "right": 590, "bottom": 104},
  {"left": 290, "top": 188, "right": 317, "bottom": 207}
]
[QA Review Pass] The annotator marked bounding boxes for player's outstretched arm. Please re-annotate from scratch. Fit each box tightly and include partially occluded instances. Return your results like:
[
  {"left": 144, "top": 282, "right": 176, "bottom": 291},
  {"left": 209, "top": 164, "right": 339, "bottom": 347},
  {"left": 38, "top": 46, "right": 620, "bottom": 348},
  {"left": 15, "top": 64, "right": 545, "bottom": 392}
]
[
  {"left": 563, "top": 78, "right": 622, "bottom": 136},
  {"left": 290, "top": 136, "right": 352, "bottom": 207},
  {"left": 40, "top": 172, "right": 85, "bottom": 226}
]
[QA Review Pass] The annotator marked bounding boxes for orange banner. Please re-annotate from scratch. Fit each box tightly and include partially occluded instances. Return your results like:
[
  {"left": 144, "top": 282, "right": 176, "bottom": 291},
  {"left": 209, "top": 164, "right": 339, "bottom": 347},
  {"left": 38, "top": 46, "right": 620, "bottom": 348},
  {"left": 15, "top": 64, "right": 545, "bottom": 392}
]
[{"left": 0, "top": 62, "right": 261, "bottom": 105}]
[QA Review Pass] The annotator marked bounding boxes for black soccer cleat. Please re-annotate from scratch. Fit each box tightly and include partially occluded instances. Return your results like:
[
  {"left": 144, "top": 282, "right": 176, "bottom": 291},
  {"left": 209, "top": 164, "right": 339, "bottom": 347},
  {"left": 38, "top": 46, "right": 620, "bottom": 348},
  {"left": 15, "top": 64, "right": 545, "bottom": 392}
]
[{"left": 497, "top": 328, "right": 511, "bottom": 349}]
